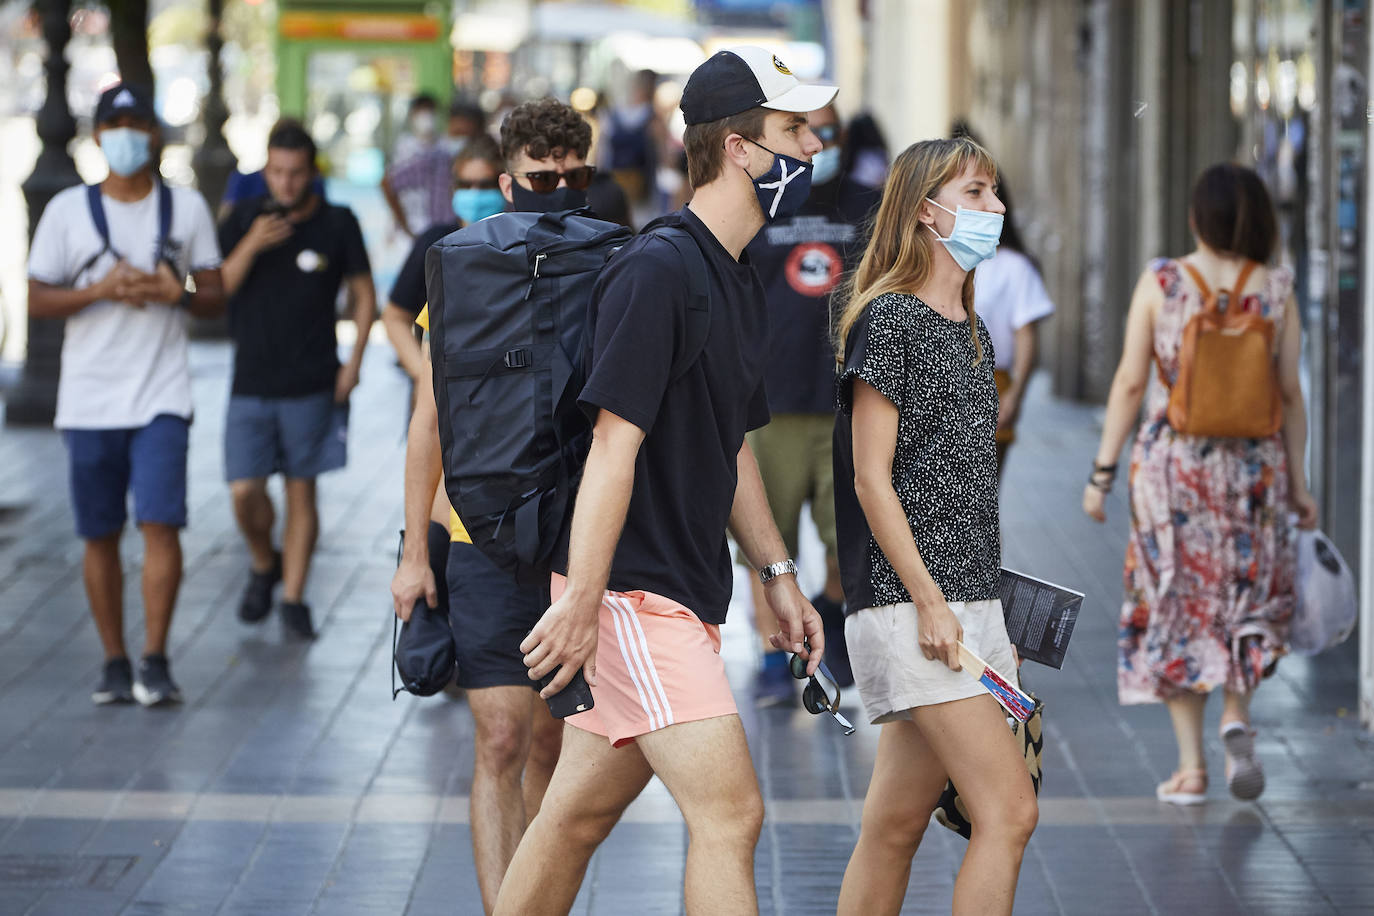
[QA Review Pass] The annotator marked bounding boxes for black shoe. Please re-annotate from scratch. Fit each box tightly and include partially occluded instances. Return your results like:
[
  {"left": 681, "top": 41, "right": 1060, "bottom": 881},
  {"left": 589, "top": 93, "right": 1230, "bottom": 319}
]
[
  {"left": 133, "top": 654, "right": 183, "bottom": 707},
  {"left": 812, "top": 592, "right": 854, "bottom": 688},
  {"left": 92, "top": 657, "right": 134, "bottom": 705},
  {"left": 239, "top": 552, "right": 282, "bottom": 623},
  {"left": 280, "top": 601, "right": 316, "bottom": 640}
]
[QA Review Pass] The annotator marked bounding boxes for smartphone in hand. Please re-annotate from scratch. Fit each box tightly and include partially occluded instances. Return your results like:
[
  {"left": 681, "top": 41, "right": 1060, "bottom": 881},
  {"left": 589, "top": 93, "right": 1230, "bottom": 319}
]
[{"left": 538, "top": 665, "right": 594, "bottom": 718}]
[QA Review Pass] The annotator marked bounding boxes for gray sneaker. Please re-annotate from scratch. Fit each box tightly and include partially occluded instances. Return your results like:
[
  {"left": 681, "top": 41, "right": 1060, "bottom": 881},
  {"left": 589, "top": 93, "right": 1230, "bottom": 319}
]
[
  {"left": 133, "top": 654, "right": 183, "bottom": 707},
  {"left": 92, "top": 657, "right": 134, "bottom": 705}
]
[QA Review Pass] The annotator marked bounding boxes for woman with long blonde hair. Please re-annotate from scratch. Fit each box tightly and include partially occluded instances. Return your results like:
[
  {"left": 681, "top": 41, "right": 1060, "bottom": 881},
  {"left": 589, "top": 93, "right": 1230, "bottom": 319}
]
[{"left": 831, "top": 137, "right": 1037, "bottom": 915}]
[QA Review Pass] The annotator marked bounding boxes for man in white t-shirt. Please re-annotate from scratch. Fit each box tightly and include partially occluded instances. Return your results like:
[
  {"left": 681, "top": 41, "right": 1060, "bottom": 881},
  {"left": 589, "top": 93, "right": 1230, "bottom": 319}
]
[
  {"left": 974, "top": 244, "right": 1056, "bottom": 475},
  {"left": 26, "top": 82, "right": 224, "bottom": 707}
]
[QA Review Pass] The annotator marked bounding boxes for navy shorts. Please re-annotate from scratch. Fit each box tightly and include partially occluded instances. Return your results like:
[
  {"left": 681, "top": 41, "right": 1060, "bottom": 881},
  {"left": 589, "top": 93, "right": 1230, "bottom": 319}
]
[
  {"left": 446, "top": 542, "right": 546, "bottom": 690},
  {"left": 63, "top": 414, "right": 190, "bottom": 540},
  {"left": 224, "top": 391, "right": 347, "bottom": 481}
]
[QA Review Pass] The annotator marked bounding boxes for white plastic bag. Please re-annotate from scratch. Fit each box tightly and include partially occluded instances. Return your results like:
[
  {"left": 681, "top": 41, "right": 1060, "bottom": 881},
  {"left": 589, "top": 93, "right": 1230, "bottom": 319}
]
[{"left": 1289, "top": 529, "right": 1357, "bottom": 656}]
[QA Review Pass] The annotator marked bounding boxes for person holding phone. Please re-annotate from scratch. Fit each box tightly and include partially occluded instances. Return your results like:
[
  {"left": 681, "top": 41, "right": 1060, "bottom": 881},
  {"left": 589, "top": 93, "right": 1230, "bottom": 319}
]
[
  {"left": 831, "top": 137, "right": 1037, "bottom": 916},
  {"left": 26, "top": 82, "right": 224, "bottom": 707},
  {"left": 218, "top": 120, "right": 375, "bottom": 640}
]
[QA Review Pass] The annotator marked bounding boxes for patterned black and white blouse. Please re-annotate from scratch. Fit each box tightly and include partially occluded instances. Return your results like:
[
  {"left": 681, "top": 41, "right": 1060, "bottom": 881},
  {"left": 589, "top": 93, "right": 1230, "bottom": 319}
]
[{"left": 833, "top": 291, "right": 1002, "bottom": 612}]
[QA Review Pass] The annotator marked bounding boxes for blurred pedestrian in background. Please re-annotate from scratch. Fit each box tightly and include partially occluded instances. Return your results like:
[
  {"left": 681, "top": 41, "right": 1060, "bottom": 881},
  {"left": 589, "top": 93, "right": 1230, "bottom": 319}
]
[
  {"left": 26, "top": 82, "right": 225, "bottom": 707},
  {"left": 1083, "top": 162, "right": 1319, "bottom": 805},
  {"left": 218, "top": 120, "right": 376, "bottom": 640},
  {"left": 841, "top": 112, "right": 890, "bottom": 190},
  {"left": 742, "top": 102, "right": 877, "bottom": 704},
  {"left": 833, "top": 137, "right": 1036, "bottom": 916},
  {"left": 971, "top": 174, "right": 1055, "bottom": 476},
  {"left": 381, "top": 94, "right": 483, "bottom": 239},
  {"left": 382, "top": 134, "right": 506, "bottom": 386},
  {"left": 392, "top": 93, "right": 441, "bottom": 166},
  {"left": 600, "top": 68, "right": 667, "bottom": 223}
]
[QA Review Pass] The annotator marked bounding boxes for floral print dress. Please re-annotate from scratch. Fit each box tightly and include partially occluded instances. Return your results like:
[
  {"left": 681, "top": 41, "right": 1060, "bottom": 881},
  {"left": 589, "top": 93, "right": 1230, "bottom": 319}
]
[{"left": 1118, "top": 258, "right": 1297, "bottom": 705}]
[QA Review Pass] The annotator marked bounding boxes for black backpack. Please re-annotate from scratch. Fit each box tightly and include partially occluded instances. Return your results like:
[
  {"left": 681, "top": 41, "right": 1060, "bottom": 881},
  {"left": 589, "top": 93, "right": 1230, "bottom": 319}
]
[{"left": 424, "top": 208, "right": 710, "bottom": 587}]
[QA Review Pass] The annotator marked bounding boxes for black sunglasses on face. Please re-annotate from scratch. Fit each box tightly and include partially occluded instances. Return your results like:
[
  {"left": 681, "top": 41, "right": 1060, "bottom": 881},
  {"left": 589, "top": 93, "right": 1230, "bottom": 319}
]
[
  {"left": 454, "top": 178, "right": 500, "bottom": 190},
  {"left": 790, "top": 649, "right": 856, "bottom": 735},
  {"left": 813, "top": 125, "right": 839, "bottom": 145},
  {"left": 511, "top": 165, "right": 597, "bottom": 193}
]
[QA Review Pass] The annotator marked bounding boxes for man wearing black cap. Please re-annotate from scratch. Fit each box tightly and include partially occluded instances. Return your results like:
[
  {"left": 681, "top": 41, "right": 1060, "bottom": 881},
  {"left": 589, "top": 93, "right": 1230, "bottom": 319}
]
[
  {"left": 27, "top": 82, "right": 225, "bottom": 707},
  {"left": 496, "top": 48, "right": 836, "bottom": 915}
]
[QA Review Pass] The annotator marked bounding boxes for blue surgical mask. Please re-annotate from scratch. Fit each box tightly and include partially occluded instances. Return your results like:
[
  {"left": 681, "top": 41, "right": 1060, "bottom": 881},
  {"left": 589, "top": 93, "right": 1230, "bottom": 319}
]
[
  {"left": 926, "top": 198, "right": 1003, "bottom": 271},
  {"left": 746, "top": 140, "right": 813, "bottom": 221},
  {"left": 452, "top": 188, "right": 506, "bottom": 224},
  {"left": 100, "top": 127, "right": 152, "bottom": 177},
  {"left": 810, "top": 146, "right": 841, "bottom": 186}
]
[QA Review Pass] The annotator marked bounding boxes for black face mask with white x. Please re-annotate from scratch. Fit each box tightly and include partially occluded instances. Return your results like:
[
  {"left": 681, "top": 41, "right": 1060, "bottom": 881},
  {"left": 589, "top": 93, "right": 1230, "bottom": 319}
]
[{"left": 744, "top": 138, "right": 813, "bottom": 222}]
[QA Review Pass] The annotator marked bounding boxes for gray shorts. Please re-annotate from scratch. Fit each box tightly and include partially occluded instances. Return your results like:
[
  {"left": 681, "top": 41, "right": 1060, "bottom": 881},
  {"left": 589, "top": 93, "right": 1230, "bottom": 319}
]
[
  {"left": 846, "top": 598, "right": 1017, "bottom": 724},
  {"left": 224, "top": 391, "right": 348, "bottom": 481}
]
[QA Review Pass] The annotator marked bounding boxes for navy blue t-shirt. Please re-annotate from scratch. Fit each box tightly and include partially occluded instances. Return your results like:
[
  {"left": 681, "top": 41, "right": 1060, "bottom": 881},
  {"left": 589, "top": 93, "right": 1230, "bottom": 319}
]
[
  {"left": 557, "top": 207, "right": 771, "bottom": 624},
  {"left": 746, "top": 176, "right": 878, "bottom": 414}
]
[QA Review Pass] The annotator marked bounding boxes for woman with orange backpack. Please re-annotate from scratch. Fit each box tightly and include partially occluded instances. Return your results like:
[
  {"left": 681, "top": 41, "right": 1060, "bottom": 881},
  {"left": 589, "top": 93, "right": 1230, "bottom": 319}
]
[{"left": 1083, "top": 162, "right": 1318, "bottom": 805}]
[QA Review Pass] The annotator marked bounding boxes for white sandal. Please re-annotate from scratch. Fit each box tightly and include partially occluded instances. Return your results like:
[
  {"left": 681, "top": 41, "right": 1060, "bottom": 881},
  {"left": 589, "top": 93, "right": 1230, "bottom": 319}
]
[
  {"left": 1222, "top": 721, "right": 1265, "bottom": 801},
  {"left": 1156, "top": 768, "right": 1208, "bottom": 806}
]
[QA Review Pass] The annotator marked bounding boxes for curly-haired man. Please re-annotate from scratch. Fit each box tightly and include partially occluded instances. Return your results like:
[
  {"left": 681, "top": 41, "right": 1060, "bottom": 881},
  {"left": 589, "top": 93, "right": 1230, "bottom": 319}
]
[{"left": 390, "top": 96, "right": 600, "bottom": 913}]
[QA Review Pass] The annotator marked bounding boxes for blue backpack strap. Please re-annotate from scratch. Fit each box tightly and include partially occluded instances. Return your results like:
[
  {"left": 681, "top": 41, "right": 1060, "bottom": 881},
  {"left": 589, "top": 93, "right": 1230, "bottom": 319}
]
[
  {"left": 72, "top": 184, "right": 116, "bottom": 285},
  {"left": 156, "top": 179, "right": 174, "bottom": 269},
  {"left": 642, "top": 225, "right": 711, "bottom": 383}
]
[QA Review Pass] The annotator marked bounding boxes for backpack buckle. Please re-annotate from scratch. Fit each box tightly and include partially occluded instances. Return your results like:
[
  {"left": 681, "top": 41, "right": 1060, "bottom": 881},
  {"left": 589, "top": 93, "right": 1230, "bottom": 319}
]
[{"left": 503, "top": 348, "right": 531, "bottom": 369}]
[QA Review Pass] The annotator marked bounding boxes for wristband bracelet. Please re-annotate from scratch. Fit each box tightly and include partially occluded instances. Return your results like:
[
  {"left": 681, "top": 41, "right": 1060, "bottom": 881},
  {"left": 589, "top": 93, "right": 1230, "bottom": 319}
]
[{"left": 758, "top": 558, "right": 797, "bottom": 585}]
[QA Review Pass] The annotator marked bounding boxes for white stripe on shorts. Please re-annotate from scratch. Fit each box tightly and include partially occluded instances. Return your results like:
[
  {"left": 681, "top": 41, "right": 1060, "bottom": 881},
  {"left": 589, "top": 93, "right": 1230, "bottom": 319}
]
[
  {"left": 613, "top": 596, "right": 675, "bottom": 727},
  {"left": 607, "top": 596, "right": 664, "bottom": 730}
]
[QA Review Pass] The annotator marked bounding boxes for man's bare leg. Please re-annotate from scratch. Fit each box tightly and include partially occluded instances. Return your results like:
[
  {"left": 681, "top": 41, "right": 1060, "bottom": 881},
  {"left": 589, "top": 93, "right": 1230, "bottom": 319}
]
[
  {"left": 522, "top": 694, "right": 563, "bottom": 819},
  {"left": 635, "top": 715, "right": 764, "bottom": 916},
  {"left": 468, "top": 685, "right": 540, "bottom": 914},
  {"left": 281, "top": 477, "right": 318, "bottom": 603},
  {"left": 84, "top": 533, "right": 125, "bottom": 659},
  {"left": 230, "top": 478, "right": 276, "bottom": 572},
  {"left": 139, "top": 523, "right": 182, "bottom": 656},
  {"left": 494, "top": 725, "right": 653, "bottom": 916}
]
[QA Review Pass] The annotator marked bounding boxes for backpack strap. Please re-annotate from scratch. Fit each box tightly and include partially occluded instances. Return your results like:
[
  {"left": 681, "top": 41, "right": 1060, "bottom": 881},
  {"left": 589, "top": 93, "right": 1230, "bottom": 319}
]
[
  {"left": 1226, "top": 260, "right": 1258, "bottom": 310},
  {"left": 1178, "top": 259, "right": 1212, "bottom": 302},
  {"left": 156, "top": 180, "right": 174, "bottom": 269},
  {"left": 642, "top": 225, "right": 711, "bottom": 383},
  {"left": 74, "top": 180, "right": 175, "bottom": 285}
]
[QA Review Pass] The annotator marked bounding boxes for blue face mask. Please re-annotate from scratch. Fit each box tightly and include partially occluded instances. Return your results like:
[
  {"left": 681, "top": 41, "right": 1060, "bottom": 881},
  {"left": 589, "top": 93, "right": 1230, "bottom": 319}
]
[
  {"left": 810, "top": 146, "right": 841, "bottom": 186},
  {"left": 100, "top": 127, "right": 152, "bottom": 177},
  {"left": 926, "top": 198, "right": 1003, "bottom": 271},
  {"left": 452, "top": 187, "right": 506, "bottom": 224},
  {"left": 746, "top": 140, "right": 813, "bottom": 221}
]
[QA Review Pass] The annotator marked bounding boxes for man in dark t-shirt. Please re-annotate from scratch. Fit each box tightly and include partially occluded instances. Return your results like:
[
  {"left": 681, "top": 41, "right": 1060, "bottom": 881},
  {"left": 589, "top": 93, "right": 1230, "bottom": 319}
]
[
  {"left": 742, "top": 103, "right": 879, "bottom": 703},
  {"left": 495, "top": 48, "right": 835, "bottom": 914},
  {"left": 218, "top": 122, "right": 375, "bottom": 639}
]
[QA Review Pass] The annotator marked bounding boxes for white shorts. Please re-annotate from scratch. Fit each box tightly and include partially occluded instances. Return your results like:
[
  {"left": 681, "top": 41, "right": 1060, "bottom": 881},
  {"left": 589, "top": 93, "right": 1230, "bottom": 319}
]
[{"left": 845, "top": 598, "right": 1016, "bottom": 724}]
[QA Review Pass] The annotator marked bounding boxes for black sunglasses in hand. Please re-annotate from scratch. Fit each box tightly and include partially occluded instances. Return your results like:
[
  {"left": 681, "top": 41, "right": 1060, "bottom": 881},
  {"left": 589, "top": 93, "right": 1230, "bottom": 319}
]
[
  {"left": 789, "top": 648, "right": 856, "bottom": 736},
  {"left": 510, "top": 165, "right": 597, "bottom": 193}
]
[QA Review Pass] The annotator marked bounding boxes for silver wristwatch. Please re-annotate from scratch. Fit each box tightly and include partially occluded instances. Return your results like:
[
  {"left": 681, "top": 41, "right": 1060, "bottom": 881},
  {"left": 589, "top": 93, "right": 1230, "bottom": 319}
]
[{"left": 757, "top": 558, "right": 797, "bottom": 585}]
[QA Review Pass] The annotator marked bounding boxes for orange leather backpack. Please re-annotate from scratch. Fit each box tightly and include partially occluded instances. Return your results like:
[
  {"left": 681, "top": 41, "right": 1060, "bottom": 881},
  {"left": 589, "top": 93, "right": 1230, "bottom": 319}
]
[{"left": 1157, "top": 260, "right": 1283, "bottom": 438}]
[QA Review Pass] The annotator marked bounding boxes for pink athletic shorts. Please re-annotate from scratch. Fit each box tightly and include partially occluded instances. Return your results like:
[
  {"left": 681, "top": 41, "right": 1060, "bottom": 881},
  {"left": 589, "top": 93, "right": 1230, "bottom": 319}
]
[{"left": 552, "top": 574, "right": 738, "bottom": 747}]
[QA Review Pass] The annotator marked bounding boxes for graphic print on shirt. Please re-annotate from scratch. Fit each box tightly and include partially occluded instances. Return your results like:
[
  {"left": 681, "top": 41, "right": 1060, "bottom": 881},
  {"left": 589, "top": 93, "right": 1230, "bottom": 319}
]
[{"left": 785, "top": 242, "right": 843, "bottom": 296}]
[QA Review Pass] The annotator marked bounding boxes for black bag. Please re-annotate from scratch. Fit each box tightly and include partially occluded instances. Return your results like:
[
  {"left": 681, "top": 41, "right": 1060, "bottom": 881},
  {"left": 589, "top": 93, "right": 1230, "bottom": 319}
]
[
  {"left": 425, "top": 209, "right": 709, "bottom": 586},
  {"left": 391, "top": 530, "right": 457, "bottom": 698}
]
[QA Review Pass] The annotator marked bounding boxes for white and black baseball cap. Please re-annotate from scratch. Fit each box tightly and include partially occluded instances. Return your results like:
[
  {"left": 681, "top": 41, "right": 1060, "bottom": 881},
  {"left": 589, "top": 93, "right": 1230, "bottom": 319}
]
[{"left": 681, "top": 46, "right": 838, "bottom": 126}]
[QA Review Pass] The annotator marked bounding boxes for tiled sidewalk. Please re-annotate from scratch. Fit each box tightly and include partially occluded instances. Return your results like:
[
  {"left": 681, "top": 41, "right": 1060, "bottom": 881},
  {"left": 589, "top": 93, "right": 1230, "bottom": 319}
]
[{"left": 0, "top": 343, "right": 1370, "bottom": 915}]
